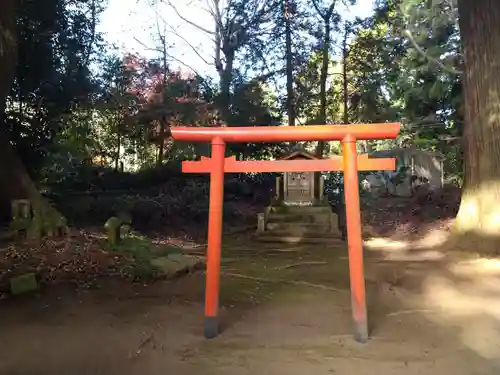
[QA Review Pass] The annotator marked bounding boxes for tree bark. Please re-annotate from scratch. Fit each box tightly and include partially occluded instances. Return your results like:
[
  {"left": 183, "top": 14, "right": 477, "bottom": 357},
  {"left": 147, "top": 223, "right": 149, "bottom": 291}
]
[
  {"left": 312, "top": 1, "right": 337, "bottom": 158},
  {"left": 0, "top": 0, "right": 32, "bottom": 201},
  {"left": 156, "top": 35, "right": 169, "bottom": 166},
  {"left": 284, "top": 0, "right": 295, "bottom": 127},
  {"left": 342, "top": 24, "right": 349, "bottom": 125},
  {"left": 316, "top": 15, "right": 332, "bottom": 158},
  {"left": 115, "top": 127, "right": 121, "bottom": 170},
  {"left": 0, "top": 0, "right": 17, "bottom": 101},
  {"left": 217, "top": 50, "right": 234, "bottom": 123},
  {"left": 156, "top": 123, "right": 165, "bottom": 166},
  {"left": 453, "top": 0, "right": 500, "bottom": 246}
]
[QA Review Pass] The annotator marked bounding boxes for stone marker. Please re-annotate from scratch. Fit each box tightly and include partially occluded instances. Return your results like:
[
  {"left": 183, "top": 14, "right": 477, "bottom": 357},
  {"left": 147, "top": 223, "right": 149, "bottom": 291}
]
[
  {"left": 104, "top": 216, "right": 121, "bottom": 246},
  {"left": 10, "top": 273, "right": 38, "bottom": 295}
]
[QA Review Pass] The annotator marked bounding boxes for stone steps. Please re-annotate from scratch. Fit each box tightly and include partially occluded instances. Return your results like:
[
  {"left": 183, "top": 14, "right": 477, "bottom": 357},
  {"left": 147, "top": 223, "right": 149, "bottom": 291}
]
[
  {"left": 257, "top": 203, "right": 344, "bottom": 243},
  {"left": 267, "top": 213, "right": 331, "bottom": 224},
  {"left": 262, "top": 229, "right": 337, "bottom": 238},
  {"left": 269, "top": 205, "right": 332, "bottom": 215},
  {"left": 255, "top": 234, "right": 345, "bottom": 245},
  {"left": 266, "top": 222, "right": 330, "bottom": 232}
]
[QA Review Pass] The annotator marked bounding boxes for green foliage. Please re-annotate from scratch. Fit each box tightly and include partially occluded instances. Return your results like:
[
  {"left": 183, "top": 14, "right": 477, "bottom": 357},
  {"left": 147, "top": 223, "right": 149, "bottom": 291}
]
[
  {"left": 1, "top": 0, "right": 468, "bottom": 229},
  {"left": 7, "top": 0, "right": 105, "bottom": 175},
  {"left": 343, "top": 0, "right": 463, "bottom": 181},
  {"left": 107, "top": 233, "right": 171, "bottom": 280}
]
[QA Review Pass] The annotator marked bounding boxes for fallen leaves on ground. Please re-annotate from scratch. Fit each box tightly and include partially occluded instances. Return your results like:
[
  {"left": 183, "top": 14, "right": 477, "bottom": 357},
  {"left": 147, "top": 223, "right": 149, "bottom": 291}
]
[
  {"left": 363, "top": 186, "right": 460, "bottom": 241},
  {"left": 0, "top": 230, "right": 140, "bottom": 294}
]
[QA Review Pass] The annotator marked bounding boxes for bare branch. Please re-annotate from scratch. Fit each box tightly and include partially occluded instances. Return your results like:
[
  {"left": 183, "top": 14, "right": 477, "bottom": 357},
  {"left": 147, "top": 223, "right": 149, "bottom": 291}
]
[
  {"left": 213, "top": 0, "right": 223, "bottom": 71},
  {"left": 199, "top": 2, "right": 216, "bottom": 18},
  {"left": 327, "top": 1, "right": 336, "bottom": 17},
  {"left": 311, "top": 0, "right": 326, "bottom": 19},
  {"left": 312, "top": 0, "right": 337, "bottom": 20},
  {"left": 154, "top": 12, "right": 169, "bottom": 86},
  {"left": 152, "top": 6, "right": 213, "bottom": 66},
  {"left": 132, "top": 37, "right": 211, "bottom": 89},
  {"left": 405, "top": 29, "right": 462, "bottom": 75},
  {"left": 169, "top": 26, "right": 213, "bottom": 66},
  {"left": 212, "top": 0, "right": 225, "bottom": 39},
  {"left": 221, "top": 0, "right": 234, "bottom": 19},
  {"left": 163, "top": 0, "right": 216, "bottom": 35},
  {"left": 165, "top": 53, "right": 206, "bottom": 80},
  {"left": 155, "top": 13, "right": 166, "bottom": 48},
  {"left": 133, "top": 37, "right": 162, "bottom": 53},
  {"left": 201, "top": 0, "right": 219, "bottom": 21}
]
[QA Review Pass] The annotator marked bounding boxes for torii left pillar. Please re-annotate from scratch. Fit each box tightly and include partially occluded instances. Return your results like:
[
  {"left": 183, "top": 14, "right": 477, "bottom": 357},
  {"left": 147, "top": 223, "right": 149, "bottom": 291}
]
[{"left": 204, "top": 136, "right": 226, "bottom": 337}]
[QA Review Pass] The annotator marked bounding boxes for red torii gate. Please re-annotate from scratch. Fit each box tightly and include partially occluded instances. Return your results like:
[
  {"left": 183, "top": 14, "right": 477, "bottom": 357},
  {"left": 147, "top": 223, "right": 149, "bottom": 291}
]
[{"left": 170, "top": 123, "right": 400, "bottom": 343}]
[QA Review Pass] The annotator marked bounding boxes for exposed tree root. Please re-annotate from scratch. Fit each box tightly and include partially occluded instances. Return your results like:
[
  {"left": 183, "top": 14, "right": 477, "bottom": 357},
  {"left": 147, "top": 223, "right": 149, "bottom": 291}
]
[
  {"left": 222, "top": 272, "right": 340, "bottom": 292},
  {"left": 274, "top": 261, "right": 327, "bottom": 270}
]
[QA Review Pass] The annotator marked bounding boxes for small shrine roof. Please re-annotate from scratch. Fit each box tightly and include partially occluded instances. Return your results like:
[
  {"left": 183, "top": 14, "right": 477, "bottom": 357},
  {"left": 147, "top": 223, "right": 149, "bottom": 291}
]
[{"left": 279, "top": 147, "right": 319, "bottom": 161}]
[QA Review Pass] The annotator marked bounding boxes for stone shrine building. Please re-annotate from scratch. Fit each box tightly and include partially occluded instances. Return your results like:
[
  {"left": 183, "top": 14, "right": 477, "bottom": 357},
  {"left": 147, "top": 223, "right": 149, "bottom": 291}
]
[
  {"left": 274, "top": 149, "right": 326, "bottom": 206},
  {"left": 255, "top": 148, "right": 343, "bottom": 243}
]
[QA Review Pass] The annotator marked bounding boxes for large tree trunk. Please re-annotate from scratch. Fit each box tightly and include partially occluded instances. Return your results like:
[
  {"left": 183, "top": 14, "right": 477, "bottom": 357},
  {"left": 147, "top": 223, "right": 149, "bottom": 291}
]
[
  {"left": 0, "top": 0, "right": 32, "bottom": 200},
  {"left": 453, "top": 0, "right": 500, "bottom": 248},
  {"left": 284, "top": 0, "right": 295, "bottom": 127},
  {"left": 314, "top": 2, "right": 336, "bottom": 158},
  {"left": 342, "top": 25, "right": 349, "bottom": 125},
  {"left": 0, "top": 0, "right": 17, "bottom": 108},
  {"left": 315, "top": 17, "right": 331, "bottom": 158},
  {"left": 218, "top": 53, "right": 233, "bottom": 123},
  {"left": 0, "top": 0, "right": 67, "bottom": 237}
]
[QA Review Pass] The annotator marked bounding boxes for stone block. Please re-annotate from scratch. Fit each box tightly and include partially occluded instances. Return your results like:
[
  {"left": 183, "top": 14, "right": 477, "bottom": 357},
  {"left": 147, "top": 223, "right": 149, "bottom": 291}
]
[
  {"left": 362, "top": 224, "right": 378, "bottom": 238},
  {"left": 10, "top": 273, "right": 38, "bottom": 295},
  {"left": 150, "top": 254, "right": 203, "bottom": 277}
]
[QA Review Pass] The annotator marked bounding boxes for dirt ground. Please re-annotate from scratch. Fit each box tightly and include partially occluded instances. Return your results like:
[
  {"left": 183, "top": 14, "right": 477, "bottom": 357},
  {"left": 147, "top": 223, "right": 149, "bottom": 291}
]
[{"left": 1, "top": 235, "right": 500, "bottom": 375}]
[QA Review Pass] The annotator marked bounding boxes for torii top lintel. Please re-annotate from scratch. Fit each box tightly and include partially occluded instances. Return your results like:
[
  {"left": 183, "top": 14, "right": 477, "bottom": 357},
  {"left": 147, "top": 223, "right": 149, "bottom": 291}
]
[{"left": 170, "top": 123, "right": 401, "bottom": 143}]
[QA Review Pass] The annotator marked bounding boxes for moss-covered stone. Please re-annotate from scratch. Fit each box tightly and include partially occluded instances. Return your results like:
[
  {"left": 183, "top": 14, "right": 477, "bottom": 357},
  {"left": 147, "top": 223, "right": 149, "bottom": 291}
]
[
  {"left": 10, "top": 199, "right": 68, "bottom": 240},
  {"left": 105, "top": 216, "right": 121, "bottom": 246},
  {"left": 10, "top": 273, "right": 38, "bottom": 295},
  {"left": 150, "top": 254, "right": 203, "bottom": 277}
]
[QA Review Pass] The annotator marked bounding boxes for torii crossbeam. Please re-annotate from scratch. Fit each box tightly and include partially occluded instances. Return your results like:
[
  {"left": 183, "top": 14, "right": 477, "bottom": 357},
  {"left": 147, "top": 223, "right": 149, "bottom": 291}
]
[{"left": 170, "top": 123, "right": 400, "bottom": 343}]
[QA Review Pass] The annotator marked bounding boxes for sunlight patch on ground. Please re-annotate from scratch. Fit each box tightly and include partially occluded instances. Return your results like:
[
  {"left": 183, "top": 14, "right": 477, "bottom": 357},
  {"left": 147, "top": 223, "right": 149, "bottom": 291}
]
[
  {"left": 364, "top": 231, "right": 449, "bottom": 261},
  {"left": 449, "top": 258, "right": 500, "bottom": 277},
  {"left": 417, "top": 257, "right": 500, "bottom": 360},
  {"left": 417, "top": 229, "right": 450, "bottom": 248},
  {"left": 364, "top": 237, "right": 410, "bottom": 251},
  {"left": 421, "top": 275, "right": 500, "bottom": 317}
]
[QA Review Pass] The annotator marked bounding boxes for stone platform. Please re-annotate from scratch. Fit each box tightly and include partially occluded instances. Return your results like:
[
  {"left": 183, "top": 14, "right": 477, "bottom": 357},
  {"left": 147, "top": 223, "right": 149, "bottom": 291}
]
[
  {"left": 254, "top": 147, "right": 347, "bottom": 244},
  {"left": 256, "top": 204, "right": 345, "bottom": 244}
]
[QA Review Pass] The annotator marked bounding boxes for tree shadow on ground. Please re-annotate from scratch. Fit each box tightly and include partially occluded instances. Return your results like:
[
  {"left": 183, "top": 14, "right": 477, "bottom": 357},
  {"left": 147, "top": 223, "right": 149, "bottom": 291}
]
[{"left": 364, "top": 226, "right": 500, "bottom": 365}]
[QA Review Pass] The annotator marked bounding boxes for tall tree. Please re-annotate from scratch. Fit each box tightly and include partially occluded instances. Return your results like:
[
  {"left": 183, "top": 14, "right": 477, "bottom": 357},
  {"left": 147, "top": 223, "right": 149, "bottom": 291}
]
[
  {"left": 0, "top": 0, "right": 102, "bottom": 235},
  {"left": 311, "top": 0, "right": 339, "bottom": 156},
  {"left": 0, "top": 0, "right": 68, "bottom": 236},
  {"left": 0, "top": 0, "right": 29, "bottom": 202},
  {"left": 164, "top": 0, "right": 278, "bottom": 123},
  {"left": 284, "top": 0, "right": 296, "bottom": 126},
  {"left": 341, "top": 21, "right": 350, "bottom": 125},
  {"left": 453, "top": 0, "right": 500, "bottom": 242}
]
